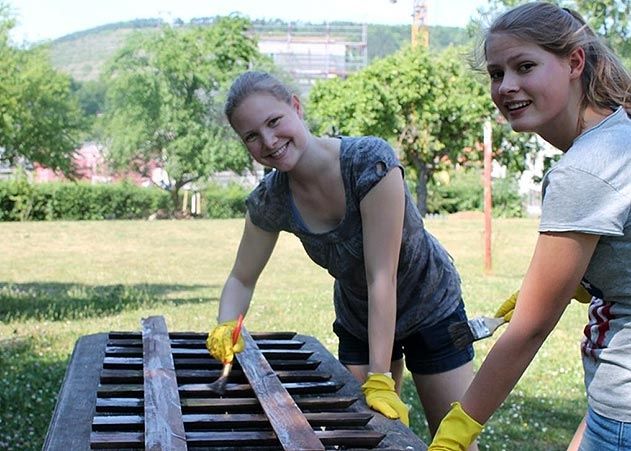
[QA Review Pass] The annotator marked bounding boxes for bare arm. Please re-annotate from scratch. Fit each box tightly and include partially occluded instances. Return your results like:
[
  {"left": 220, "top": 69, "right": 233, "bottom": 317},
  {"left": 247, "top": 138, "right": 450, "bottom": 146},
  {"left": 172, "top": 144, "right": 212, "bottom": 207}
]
[
  {"left": 217, "top": 212, "right": 279, "bottom": 322},
  {"left": 461, "top": 231, "right": 599, "bottom": 423},
  {"left": 360, "top": 168, "right": 405, "bottom": 374}
]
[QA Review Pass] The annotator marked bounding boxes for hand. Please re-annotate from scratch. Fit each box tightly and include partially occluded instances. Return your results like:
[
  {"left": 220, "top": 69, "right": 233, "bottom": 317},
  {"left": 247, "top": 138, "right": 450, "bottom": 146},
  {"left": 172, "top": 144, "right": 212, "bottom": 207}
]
[
  {"left": 206, "top": 319, "right": 245, "bottom": 363},
  {"left": 428, "top": 402, "right": 483, "bottom": 450},
  {"left": 361, "top": 373, "right": 410, "bottom": 426},
  {"left": 572, "top": 284, "right": 592, "bottom": 304},
  {"left": 494, "top": 290, "right": 518, "bottom": 322},
  {"left": 494, "top": 285, "right": 592, "bottom": 323}
]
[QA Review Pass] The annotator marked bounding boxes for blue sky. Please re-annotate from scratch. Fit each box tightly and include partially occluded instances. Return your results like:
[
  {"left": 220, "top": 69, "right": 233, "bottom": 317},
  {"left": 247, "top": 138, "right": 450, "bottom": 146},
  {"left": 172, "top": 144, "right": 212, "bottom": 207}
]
[{"left": 7, "top": 0, "right": 489, "bottom": 44}]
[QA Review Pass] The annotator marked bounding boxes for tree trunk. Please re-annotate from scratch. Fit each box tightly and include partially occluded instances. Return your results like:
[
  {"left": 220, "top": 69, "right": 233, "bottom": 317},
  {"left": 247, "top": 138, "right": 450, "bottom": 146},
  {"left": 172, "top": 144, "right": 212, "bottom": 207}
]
[
  {"left": 415, "top": 164, "right": 429, "bottom": 217},
  {"left": 170, "top": 185, "right": 180, "bottom": 213}
]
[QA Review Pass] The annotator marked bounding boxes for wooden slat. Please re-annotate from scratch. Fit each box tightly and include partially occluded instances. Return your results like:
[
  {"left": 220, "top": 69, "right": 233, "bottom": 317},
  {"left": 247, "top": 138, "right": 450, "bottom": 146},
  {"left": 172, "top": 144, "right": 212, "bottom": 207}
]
[
  {"left": 109, "top": 331, "right": 298, "bottom": 340},
  {"left": 95, "top": 395, "right": 360, "bottom": 415},
  {"left": 141, "top": 316, "right": 187, "bottom": 451},
  {"left": 90, "top": 429, "right": 385, "bottom": 448},
  {"left": 237, "top": 327, "right": 325, "bottom": 451},
  {"left": 93, "top": 411, "right": 373, "bottom": 431},
  {"left": 103, "top": 356, "right": 322, "bottom": 371},
  {"left": 43, "top": 333, "right": 108, "bottom": 451},
  {"left": 100, "top": 368, "right": 331, "bottom": 384}
]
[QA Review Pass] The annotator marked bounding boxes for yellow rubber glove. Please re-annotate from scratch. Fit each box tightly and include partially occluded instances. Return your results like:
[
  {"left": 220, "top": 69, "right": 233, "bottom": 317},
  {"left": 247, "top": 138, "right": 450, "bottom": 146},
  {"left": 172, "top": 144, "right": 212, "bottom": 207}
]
[
  {"left": 361, "top": 373, "right": 410, "bottom": 426},
  {"left": 206, "top": 319, "right": 245, "bottom": 363},
  {"left": 494, "top": 290, "right": 518, "bottom": 322},
  {"left": 428, "top": 402, "right": 483, "bottom": 450},
  {"left": 494, "top": 285, "right": 592, "bottom": 322}
]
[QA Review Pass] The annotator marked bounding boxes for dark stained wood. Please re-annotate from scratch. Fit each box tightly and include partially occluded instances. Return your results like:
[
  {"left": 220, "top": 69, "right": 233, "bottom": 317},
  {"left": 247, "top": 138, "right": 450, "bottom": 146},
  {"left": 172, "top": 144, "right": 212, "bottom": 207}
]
[
  {"left": 92, "top": 411, "right": 373, "bottom": 431},
  {"left": 141, "top": 316, "right": 187, "bottom": 451},
  {"left": 90, "top": 429, "right": 386, "bottom": 449},
  {"left": 236, "top": 327, "right": 325, "bottom": 450},
  {"left": 100, "top": 368, "right": 331, "bottom": 384},
  {"left": 48, "top": 318, "right": 426, "bottom": 450},
  {"left": 43, "top": 333, "right": 107, "bottom": 451},
  {"left": 95, "top": 395, "right": 361, "bottom": 415}
]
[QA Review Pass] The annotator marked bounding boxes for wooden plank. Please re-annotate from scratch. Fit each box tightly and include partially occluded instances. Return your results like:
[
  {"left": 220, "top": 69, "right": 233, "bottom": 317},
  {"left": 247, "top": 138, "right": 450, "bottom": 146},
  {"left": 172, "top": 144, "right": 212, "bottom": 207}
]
[
  {"left": 100, "top": 368, "right": 331, "bottom": 384},
  {"left": 93, "top": 411, "right": 373, "bottom": 431},
  {"left": 90, "top": 429, "right": 386, "bottom": 448},
  {"left": 141, "top": 316, "right": 187, "bottom": 451},
  {"left": 108, "top": 331, "right": 298, "bottom": 340},
  {"left": 95, "top": 395, "right": 360, "bottom": 415},
  {"left": 43, "top": 333, "right": 107, "bottom": 451},
  {"left": 103, "top": 356, "right": 322, "bottom": 371},
  {"left": 237, "top": 327, "right": 325, "bottom": 451}
]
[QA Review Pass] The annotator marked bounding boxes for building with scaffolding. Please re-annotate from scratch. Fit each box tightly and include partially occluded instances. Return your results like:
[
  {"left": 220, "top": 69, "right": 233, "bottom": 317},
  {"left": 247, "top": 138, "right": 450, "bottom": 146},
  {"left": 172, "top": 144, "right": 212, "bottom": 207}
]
[{"left": 252, "top": 22, "right": 368, "bottom": 95}]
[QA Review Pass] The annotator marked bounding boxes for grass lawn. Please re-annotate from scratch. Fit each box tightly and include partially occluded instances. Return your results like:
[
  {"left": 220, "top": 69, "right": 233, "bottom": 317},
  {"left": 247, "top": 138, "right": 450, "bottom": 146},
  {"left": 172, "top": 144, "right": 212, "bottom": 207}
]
[{"left": 0, "top": 216, "right": 587, "bottom": 450}]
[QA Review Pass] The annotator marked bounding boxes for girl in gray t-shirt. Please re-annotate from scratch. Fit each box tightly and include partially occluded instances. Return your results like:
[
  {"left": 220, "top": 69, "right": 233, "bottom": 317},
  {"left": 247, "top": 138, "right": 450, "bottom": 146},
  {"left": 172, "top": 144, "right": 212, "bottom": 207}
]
[
  {"left": 429, "top": 3, "right": 631, "bottom": 451},
  {"left": 206, "top": 70, "right": 478, "bottom": 439}
]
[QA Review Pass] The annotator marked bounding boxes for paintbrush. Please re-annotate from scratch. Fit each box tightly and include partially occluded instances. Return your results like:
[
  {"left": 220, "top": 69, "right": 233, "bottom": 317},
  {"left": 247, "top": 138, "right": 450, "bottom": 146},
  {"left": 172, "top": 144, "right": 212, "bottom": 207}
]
[
  {"left": 207, "top": 313, "right": 244, "bottom": 395},
  {"left": 448, "top": 316, "right": 507, "bottom": 349}
]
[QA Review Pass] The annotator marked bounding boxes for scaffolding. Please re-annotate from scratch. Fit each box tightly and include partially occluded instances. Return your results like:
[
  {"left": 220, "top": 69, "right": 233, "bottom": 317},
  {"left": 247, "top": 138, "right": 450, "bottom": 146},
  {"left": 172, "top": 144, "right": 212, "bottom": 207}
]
[{"left": 252, "top": 22, "right": 368, "bottom": 95}]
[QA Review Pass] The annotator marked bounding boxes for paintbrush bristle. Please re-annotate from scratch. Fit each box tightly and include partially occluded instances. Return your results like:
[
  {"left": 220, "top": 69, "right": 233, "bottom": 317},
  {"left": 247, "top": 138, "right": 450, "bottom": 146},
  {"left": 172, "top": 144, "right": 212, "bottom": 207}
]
[
  {"left": 449, "top": 317, "right": 495, "bottom": 349},
  {"left": 448, "top": 320, "right": 476, "bottom": 349}
]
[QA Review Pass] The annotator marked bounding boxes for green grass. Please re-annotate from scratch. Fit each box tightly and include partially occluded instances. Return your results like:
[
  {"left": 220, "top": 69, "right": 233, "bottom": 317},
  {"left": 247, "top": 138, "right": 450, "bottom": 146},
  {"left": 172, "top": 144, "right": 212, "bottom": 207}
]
[{"left": 0, "top": 217, "right": 586, "bottom": 450}]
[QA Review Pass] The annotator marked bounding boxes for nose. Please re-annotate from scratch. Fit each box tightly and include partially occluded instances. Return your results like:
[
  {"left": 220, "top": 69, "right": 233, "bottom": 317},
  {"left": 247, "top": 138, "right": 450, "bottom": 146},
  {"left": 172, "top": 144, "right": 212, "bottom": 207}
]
[
  {"left": 498, "top": 72, "right": 519, "bottom": 95},
  {"left": 261, "top": 129, "right": 277, "bottom": 149}
]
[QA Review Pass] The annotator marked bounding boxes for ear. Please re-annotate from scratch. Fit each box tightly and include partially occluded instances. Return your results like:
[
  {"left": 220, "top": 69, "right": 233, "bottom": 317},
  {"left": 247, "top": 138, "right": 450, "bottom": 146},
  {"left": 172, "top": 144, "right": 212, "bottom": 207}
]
[
  {"left": 291, "top": 95, "right": 304, "bottom": 119},
  {"left": 568, "top": 47, "right": 585, "bottom": 80}
]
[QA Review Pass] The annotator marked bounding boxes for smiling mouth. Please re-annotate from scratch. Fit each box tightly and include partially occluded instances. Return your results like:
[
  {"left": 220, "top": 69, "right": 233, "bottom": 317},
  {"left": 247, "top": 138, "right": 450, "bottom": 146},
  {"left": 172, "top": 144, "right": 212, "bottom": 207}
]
[
  {"left": 267, "top": 142, "right": 288, "bottom": 159},
  {"left": 505, "top": 100, "right": 532, "bottom": 112}
]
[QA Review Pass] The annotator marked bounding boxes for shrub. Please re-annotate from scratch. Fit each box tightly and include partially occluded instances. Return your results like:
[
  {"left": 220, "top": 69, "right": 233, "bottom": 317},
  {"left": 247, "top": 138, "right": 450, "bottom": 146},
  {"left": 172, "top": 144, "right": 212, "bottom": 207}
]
[
  {"left": 0, "top": 179, "right": 170, "bottom": 221},
  {"left": 426, "top": 169, "right": 524, "bottom": 217},
  {"left": 202, "top": 182, "right": 249, "bottom": 219}
]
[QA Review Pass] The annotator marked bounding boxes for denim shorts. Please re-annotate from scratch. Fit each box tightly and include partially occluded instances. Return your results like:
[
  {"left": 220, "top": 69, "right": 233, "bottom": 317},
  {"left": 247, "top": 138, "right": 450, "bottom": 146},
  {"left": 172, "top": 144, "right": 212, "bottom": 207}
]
[
  {"left": 579, "top": 406, "right": 631, "bottom": 451},
  {"left": 333, "top": 302, "right": 475, "bottom": 375}
]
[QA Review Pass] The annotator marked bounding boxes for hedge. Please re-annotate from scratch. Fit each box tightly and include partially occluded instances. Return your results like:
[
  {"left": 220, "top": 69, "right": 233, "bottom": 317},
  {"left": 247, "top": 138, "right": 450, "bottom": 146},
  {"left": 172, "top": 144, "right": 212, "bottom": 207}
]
[{"left": 0, "top": 179, "right": 171, "bottom": 221}]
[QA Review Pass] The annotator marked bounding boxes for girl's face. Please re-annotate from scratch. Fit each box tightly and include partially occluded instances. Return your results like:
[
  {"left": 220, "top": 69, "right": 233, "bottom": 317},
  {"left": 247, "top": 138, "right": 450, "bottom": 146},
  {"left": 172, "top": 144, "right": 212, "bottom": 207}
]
[
  {"left": 486, "top": 33, "right": 582, "bottom": 144},
  {"left": 230, "top": 92, "right": 308, "bottom": 172}
]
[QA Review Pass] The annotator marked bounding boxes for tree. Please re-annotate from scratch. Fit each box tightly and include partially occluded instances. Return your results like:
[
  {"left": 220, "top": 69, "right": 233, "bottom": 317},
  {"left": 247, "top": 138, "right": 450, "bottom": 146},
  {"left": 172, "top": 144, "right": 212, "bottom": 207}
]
[
  {"left": 308, "top": 45, "right": 494, "bottom": 216},
  {"left": 100, "top": 16, "right": 263, "bottom": 209},
  {"left": 0, "top": 4, "right": 85, "bottom": 175}
]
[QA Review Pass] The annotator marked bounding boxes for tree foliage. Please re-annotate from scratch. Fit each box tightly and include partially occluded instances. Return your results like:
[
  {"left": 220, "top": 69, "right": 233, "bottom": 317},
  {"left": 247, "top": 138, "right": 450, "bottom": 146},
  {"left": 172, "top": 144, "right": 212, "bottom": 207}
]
[
  {"left": 308, "top": 45, "right": 494, "bottom": 216},
  {"left": 100, "top": 16, "right": 263, "bottom": 209},
  {"left": 0, "top": 4, "right": 85, "bottom": 175}
]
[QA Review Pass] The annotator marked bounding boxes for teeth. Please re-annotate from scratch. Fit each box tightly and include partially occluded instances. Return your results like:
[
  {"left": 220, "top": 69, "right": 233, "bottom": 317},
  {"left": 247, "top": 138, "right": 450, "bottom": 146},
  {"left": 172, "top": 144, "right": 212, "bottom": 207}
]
[
  {"left": 269, "top": 143, "right": 288, "bottom": 158},
  {"left": 507, "top": 101, "right": 530, "bottom": 111}
]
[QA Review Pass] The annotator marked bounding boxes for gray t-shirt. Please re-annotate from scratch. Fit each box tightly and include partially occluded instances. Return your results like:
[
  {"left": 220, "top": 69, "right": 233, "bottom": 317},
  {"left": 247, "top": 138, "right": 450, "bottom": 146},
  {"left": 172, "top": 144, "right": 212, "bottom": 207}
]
[
  {"left": 246, "top": 136, "right": 462, "bottom": 341},
  {"left": 539, "top": 107, "right": 631, "bottom": 422}
]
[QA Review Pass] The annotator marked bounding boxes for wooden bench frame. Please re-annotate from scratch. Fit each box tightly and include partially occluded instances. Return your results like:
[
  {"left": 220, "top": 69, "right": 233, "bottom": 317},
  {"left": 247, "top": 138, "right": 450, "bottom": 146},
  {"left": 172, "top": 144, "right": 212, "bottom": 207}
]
[{"left": 44, "top": 316, "right": 427, "bottom": 450}]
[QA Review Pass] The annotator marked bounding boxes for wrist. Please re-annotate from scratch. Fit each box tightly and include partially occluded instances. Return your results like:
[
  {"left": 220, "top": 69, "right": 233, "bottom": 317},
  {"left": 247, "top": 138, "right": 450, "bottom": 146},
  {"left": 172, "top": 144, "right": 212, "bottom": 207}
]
[{"left": 367, "top": 371, "right": 392, "bottom": 378}]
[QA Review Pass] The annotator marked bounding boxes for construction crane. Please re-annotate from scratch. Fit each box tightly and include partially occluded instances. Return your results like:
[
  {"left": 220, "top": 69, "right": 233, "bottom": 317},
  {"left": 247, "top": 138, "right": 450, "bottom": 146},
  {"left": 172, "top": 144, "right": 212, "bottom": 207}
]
[{"left": 390, "top": 0, "right": 429, "bottom": 48}]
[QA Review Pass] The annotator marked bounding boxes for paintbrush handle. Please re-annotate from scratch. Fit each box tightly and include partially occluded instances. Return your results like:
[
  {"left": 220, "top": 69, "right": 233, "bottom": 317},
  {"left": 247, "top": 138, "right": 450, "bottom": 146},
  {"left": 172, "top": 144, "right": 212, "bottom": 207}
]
[
  {"left": 232, "top": 313, "right": 244, "bottom": 344},
  {"left": 220, "top": 361, "right": 233, "bottom": 377},
  {"left": 484, "top": 316, "right": 507, "bottom": 334}
]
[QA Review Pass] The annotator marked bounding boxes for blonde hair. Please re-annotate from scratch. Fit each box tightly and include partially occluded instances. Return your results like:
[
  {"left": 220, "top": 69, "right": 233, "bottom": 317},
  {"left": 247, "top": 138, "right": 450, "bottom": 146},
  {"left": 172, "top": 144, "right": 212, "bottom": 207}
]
[
  {"left": 224, "top": 71, "right": 294, "bottom": 123},
  {"left": 482, "top": 2, "right": 631, "bottom": 115}
]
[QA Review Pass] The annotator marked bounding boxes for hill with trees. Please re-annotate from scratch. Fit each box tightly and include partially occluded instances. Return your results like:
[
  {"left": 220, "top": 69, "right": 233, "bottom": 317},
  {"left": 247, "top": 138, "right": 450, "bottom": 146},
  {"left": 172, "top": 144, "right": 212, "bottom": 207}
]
[{"left": 45, "top": 17, "right": 473, "bottom": 81}]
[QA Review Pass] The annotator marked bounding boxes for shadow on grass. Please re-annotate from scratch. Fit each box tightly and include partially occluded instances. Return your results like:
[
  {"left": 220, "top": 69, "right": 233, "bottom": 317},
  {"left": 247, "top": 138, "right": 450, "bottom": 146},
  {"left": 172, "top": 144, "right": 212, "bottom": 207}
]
[
  {"left": 403, "top": 379, "right": 586, "bottom": 450},
  {"left": 0, "top": 337, "right": 67, "bottom": 451},
  {"left": 0, "top": 282, "right": 220, "bottom": 323}
]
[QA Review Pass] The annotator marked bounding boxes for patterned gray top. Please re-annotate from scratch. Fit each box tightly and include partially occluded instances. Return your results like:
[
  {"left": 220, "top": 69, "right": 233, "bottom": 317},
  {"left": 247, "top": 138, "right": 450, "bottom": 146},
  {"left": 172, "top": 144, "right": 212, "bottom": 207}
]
[{"left": 246, "top": 136, "right": 462, "bottom": 340}]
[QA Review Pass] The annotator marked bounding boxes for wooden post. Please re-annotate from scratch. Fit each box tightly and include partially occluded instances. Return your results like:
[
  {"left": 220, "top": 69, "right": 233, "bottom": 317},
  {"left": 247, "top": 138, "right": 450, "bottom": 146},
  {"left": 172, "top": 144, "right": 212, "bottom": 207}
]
[{"left": 483, "top": 121, "right": 493, "bottom": 274}]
